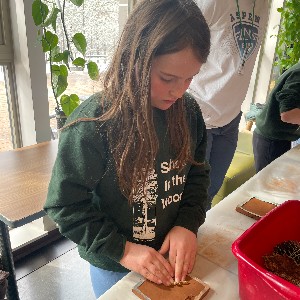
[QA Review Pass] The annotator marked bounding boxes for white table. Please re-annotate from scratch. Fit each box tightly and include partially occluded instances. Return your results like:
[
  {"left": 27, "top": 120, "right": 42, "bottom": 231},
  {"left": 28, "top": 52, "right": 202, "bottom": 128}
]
[{"left": 99, "top": 145, "right": 300, "bottom": 299}]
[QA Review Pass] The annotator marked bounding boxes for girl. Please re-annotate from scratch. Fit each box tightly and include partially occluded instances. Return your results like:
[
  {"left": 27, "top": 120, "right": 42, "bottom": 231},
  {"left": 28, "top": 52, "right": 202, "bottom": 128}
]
[{"left": 44, "top": 0, "right": 211, "bottom": 297}]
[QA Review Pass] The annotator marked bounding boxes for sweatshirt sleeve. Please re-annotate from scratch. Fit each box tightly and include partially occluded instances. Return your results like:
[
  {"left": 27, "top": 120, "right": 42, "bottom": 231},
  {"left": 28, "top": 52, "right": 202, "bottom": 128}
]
[
  {"left": 44, "top": 121, "right": 127, "bottom": 263},
  {"left": 276, "top": 69, "right": 300, "bottom": 113},
  {"left": 174, "top": 100, "right": 210, "bottom": 234}
]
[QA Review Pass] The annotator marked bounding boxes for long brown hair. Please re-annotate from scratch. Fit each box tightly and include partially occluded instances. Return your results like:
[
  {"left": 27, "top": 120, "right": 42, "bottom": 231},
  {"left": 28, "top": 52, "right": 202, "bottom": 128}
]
[{"left": 100, "top": 0, "right": 210, "bottom": 202}]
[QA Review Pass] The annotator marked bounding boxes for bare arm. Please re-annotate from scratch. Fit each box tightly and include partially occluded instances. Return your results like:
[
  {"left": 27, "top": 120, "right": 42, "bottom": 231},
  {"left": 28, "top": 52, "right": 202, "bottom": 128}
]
[{"left": 281, "top": 108, "right": 300, "bottom": 125}]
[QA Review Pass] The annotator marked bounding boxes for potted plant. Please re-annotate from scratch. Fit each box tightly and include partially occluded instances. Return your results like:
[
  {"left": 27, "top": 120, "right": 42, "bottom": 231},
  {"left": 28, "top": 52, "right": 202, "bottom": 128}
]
[
  {"left": 274, "top": 0, "right": 300, "bottom": 74},
  {"left": 32, "top": 0, "right": 99, "bottom": 128}
]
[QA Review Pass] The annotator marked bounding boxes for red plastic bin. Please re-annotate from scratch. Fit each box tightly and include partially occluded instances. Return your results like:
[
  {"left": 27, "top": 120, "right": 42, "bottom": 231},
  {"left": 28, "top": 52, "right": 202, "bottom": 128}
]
[{"left": 232, "top": 200, "right": 300, "bottom": 300}]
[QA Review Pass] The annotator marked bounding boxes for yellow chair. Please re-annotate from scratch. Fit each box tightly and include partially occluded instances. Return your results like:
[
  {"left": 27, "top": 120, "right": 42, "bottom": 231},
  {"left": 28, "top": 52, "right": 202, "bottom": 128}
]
[{"left": 212, "top": 131, "right": 255, "bottom": 207}]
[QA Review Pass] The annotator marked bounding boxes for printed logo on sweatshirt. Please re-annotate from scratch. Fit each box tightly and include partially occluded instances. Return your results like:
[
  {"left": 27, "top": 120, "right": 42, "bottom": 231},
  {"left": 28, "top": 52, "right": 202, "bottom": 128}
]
[
  {"left": 133, "top": 169, "right": 158, "bottom": 241},
  {"left": 132, "top": 159, "right": 186, "bottom": 242},
  {"left": 230, "top": 10, "right": 261, "bottom": 63}
]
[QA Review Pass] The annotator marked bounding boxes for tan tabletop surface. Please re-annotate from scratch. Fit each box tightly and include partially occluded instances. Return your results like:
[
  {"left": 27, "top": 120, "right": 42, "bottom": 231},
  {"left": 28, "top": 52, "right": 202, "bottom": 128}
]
[
  {"left": 99, "top": 145, "right": 300, "bottom": 300},
  {"left": 0, "top": 140, "right": 58, "bottom": 228}
]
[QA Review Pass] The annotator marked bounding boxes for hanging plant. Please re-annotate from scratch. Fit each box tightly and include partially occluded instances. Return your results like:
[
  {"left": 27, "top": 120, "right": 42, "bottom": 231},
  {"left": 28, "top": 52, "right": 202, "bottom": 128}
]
[
  {"left": 274, "top": 0, "right": 300, "bottom": 74},
  {"left": 32, "top": 0, "right": 99, "bottom": 120}
]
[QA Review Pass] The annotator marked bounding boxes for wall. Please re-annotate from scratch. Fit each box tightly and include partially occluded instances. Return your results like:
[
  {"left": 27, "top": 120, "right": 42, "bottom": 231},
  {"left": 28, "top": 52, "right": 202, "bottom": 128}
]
[{"left": 240, "top": 0, "right": 284, "bottom": 130}]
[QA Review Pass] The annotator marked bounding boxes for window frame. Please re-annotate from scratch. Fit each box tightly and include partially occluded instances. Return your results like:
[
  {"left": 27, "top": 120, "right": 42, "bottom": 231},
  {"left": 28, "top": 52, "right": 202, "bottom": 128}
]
[
  {"left": 1, "top": 63, "right": 22, "bottom": 148},
  {"left": 0, "top": 0, "right": 21, "bottom": 148}
]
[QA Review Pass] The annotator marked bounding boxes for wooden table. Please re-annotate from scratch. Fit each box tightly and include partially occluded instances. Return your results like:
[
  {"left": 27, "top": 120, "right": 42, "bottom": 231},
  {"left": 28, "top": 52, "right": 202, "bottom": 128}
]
[
  {"left": 99, "top": 144, "right": 300, "bottom": 299},
  {"left": 0, "top": 140, "right": 58, "bottom": 300}
]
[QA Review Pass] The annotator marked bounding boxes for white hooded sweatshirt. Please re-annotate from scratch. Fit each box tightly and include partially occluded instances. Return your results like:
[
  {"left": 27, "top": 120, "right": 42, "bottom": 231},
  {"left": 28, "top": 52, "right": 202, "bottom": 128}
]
[{"left": 189, "top": 0, "right": 270, "bottom": 128}]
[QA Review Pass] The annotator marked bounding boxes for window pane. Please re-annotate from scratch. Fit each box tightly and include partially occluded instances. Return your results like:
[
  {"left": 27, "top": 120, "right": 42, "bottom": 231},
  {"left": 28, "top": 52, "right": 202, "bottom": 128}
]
[
  {"left": 48, "top": 1, "right": 122, "bottom": 138},
  {"left": 0, "top": 65, "right": 13, "bottom": 151}
]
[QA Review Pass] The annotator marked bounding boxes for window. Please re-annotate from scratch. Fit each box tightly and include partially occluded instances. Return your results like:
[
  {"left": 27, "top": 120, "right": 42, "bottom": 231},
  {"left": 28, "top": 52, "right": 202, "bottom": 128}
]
[
  {"left": 0, "top": 0, "right": 21, "bottom": 151},
  {"left": 0, "top": 65, "right": 20, "bottom": 151},
  {"left": 4, "top": 0, "right": 139, "bottom": 251},
  {"left": 47, "top": 1, "right": 131, "bottom": 137}
]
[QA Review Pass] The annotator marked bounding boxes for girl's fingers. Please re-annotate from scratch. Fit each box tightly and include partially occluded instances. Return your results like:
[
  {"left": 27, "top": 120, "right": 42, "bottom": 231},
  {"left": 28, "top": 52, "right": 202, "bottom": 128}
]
[
  {"left": 175, "top": 253, "right": 194, "bottom": 282},
  {"left": 142, "top": 267, "right": 162, "bottom": 285},
  {"left": 180, "top": 260, "right": 190, "bottom": 282},
  {"left": 168, "top": 247, "right": 176, "bottom": 270},
  {"left": 188, "top": 252, "right": 196, "bottom": 274},
  {"left": 174, "top": 253, "right": 185, "bottom": 283},
  {"left": 149, "top": 261, "right": 174, "bottom": 286},
  {"left": 156, "top": 253, "right": 174, "bottom": 278},
  {"left": 143, "top": 263, "right": 173, "bottom": 286},
  {"left": 183, "top": 251, "right": 197, "bottom": 280}
]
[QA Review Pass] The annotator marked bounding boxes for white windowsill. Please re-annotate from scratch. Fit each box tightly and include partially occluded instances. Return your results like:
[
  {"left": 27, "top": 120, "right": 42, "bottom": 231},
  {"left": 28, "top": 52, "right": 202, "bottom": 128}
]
[{"left": 9, "top": 218, "right": 49, "bottom": 251}]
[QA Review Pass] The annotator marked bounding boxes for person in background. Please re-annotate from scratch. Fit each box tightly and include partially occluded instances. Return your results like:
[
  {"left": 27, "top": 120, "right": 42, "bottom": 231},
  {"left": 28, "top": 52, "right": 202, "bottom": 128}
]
[
  {"left": 253, "top": 62, "right": 300, "bottom": 172},
  {"left": 189, "top": 0, "right": 270, "bottom": 209},
  {"left": 44, "top": 0, "right": 211, "bottom": 297}
]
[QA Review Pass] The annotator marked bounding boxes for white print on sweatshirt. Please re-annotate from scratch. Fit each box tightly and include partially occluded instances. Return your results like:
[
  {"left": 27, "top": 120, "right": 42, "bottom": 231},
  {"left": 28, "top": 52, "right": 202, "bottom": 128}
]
[{"left": 189, "top": 0, "right": 269, "bottom": 128}]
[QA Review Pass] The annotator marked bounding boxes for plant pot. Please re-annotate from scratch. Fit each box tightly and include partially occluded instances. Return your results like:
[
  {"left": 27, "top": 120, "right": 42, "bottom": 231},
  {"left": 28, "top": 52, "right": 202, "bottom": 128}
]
[{"left": 55, "top": 109, "right": 67, "bottom": 129}]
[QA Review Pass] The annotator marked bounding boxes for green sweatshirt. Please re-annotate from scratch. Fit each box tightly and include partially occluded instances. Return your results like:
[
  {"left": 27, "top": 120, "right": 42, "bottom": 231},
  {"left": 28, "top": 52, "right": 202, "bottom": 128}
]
[
  {"left": 44, "top": 93, "right": 209, "bottom": 272},
  {"left": 255, "top": 62, "right": 300, "bottom": 141}
]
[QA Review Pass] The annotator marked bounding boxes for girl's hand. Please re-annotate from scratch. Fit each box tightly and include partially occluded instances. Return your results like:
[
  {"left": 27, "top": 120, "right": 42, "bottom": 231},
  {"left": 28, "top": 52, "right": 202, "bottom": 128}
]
[
  {"left": 119, "top": 241, "right": 174, "bottom": 286},
  {"left": 159, "top": 226, "right": 197, "bottom": 283}
]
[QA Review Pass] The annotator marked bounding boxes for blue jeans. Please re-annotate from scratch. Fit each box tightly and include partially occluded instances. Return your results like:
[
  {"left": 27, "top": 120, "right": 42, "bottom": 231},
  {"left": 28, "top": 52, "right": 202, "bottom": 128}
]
[
  {"left": 206, "top": 112, "right": 242, "bottom": 209},
  {"left": 90, "top": 264, "right": 129, "bottom": 298},
  {"left": 252, "top": 130, "right": 291, "bottom": 173}
]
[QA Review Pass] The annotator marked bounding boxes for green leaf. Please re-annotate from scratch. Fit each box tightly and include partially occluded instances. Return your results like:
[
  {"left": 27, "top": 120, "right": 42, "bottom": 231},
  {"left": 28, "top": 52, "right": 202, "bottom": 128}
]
[
  {"left": 87, "top": 61, "right": 99, "bottom": 80},
  {"left": 59, "top": 65, "right": 68, "bottom": 77},
  {"left": 50, "top": 46, "right": 60, "bottom": 61},
  {"left": 60, "top": 95, "right": 71, "bottom": 116},
  {"left": 41, "top": 38, "right": 50, "bottom": 52},
  {"left": 51, "top": 64, "right": 60, "bottom": 76},
  {"left": 43, "top": 6, "right": 60, "bottom": 32},
  {"left": 62, "top": 50, "right": 71, "bottom": 66},
  {"left": 54, "top": 75, "right": 68, "bottom": 98},
  {"left": 60, "top": 94, "right": 80, "bottom": 116},
  {"left": 73, "top": 33, "right": 87, "bottom": 55},
  {"left": 53, "top": 53, "right": 64, "bottom": 62},
  {"left": 69, "top": 0, "right": 84, "bottom": 7},
  {"left": 32, "top": 0, "right": 49, "bottom": 26},
  {"left": 51, "top": 46, "right": 60, "bottom": 56},
  {"left": 42, "top": 31, "right": 58, "bottom": 52},
  {"left": 275, "top": 0, "right": 300, "bottom": 74},
  {"left": 73, "top": 57, "right": 86, "bottom": 67},
  {"left": 56, "top": 75, "right": 68, "bottom": 97}
]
